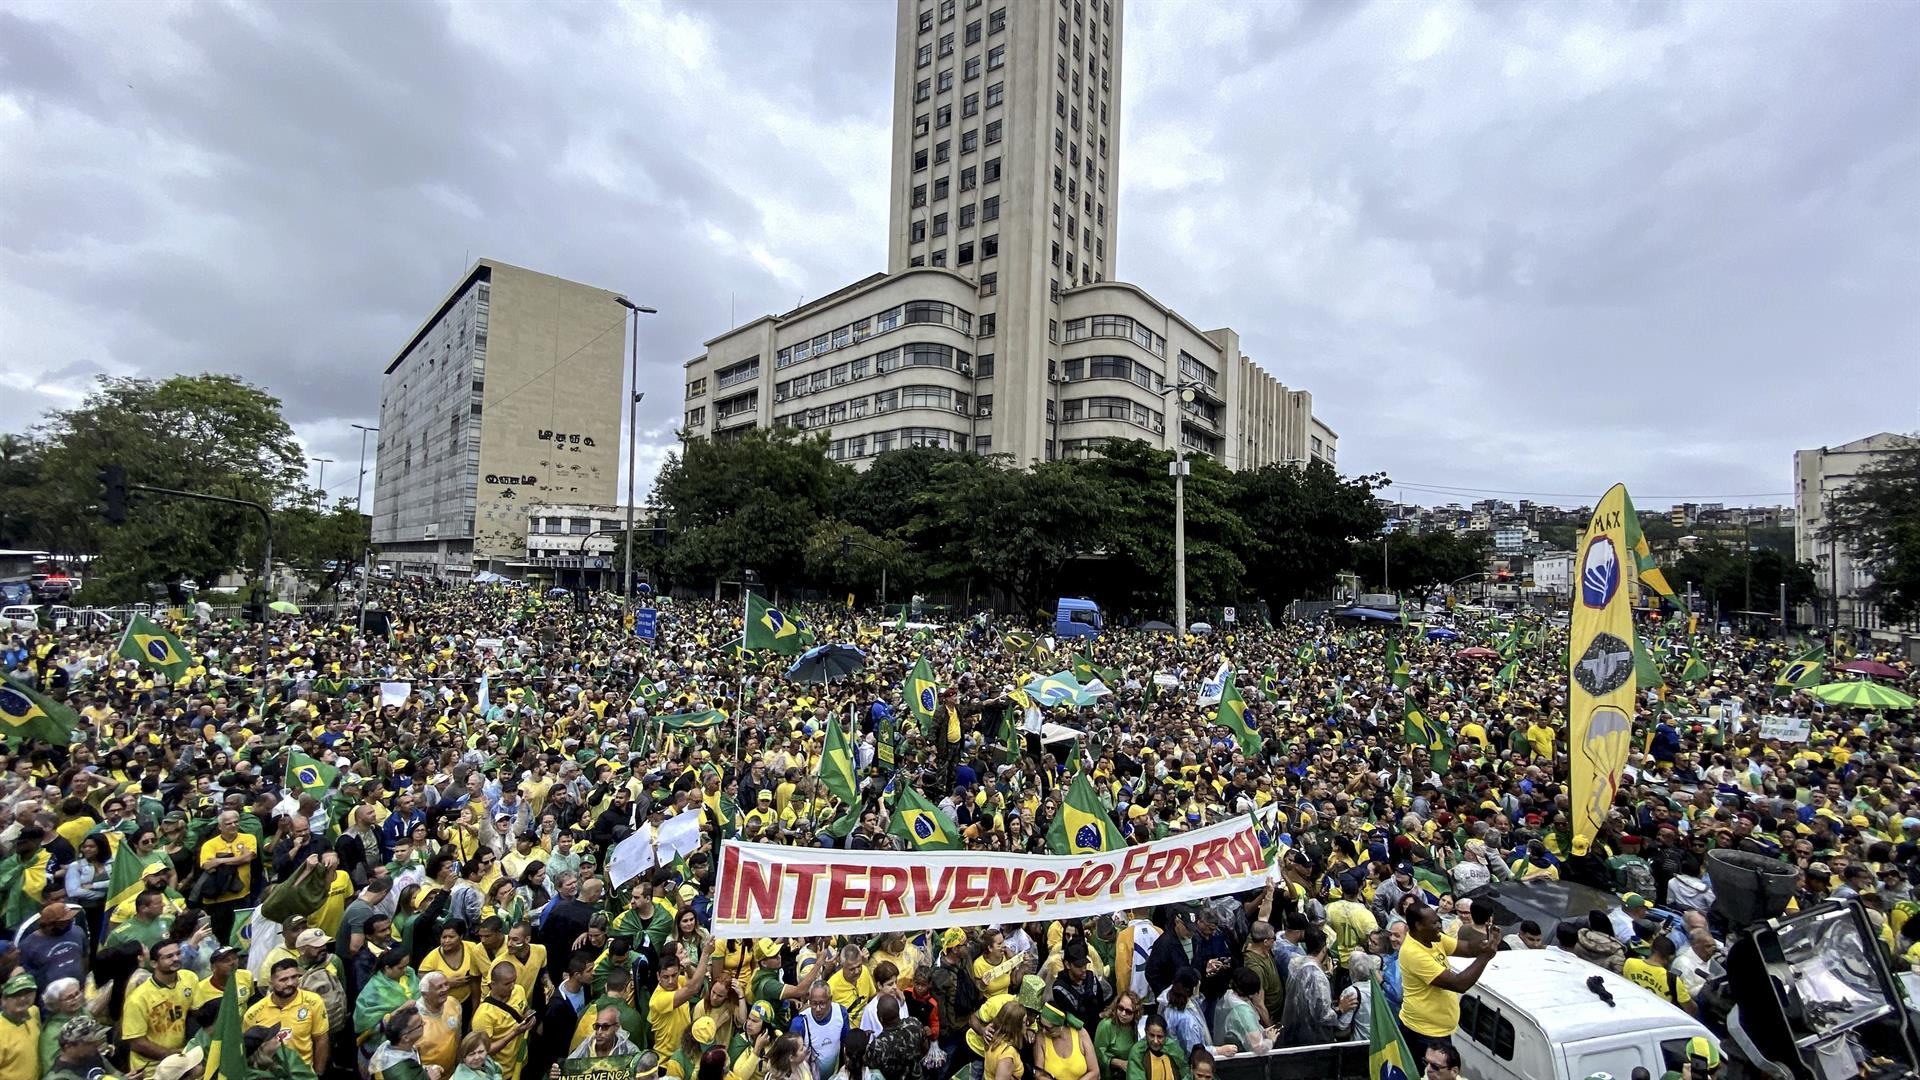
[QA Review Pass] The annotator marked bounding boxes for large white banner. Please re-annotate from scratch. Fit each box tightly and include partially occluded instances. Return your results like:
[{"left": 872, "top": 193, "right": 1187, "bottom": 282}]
[{"left": 710, "top": 813, "right": 1271, "bottom": 939}]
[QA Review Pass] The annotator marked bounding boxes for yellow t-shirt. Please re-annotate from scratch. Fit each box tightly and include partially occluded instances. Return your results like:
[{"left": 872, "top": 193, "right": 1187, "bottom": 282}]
[
  {"left": 966, "top": 993, "right": 1017, "bottom": 1056},
  {"left": 421, "top": 941, "right": 489, "bottom": 1005},
  {"left": 55, "top": 816, "right": 98, "bottom": 852},
  {"left": 417, "top": 997, "right": 464, "bottom": 1075},
  {"left": 1397, "top": 934, "right": 1459, "bottom": 1038},
  {"left": 196, "top": 834, "right": 255, "bottom": 903},
  {"left": 650, "top": 986, "right": 693, "bottom": 1060},
  {"left": 1526, "top": 724, "right": 1556, "bottom": 761},
  {"left": 827, "top": 967, "right": 875, "bottom": 1018},
  {"left": 189, "top": 971, "right": 253, "bottom": 1010},
  {"left": 1621, "top": 958, "right": 1691, "bottom": 1006},
  {"left": 311, "top": 870, "right": 355, "bottom": 938},
  {"left": 474, "top": 986, "right": 531, "bottom": 1080},
  {"left": 0, "top": 1013, "right": 38, "bottom": 1080},
  {"left": 245, "top": 990, "right": 330, "bottom": 1066},
  {"left": 123, "top": 971, "right": 199, "bottom": 1069}
]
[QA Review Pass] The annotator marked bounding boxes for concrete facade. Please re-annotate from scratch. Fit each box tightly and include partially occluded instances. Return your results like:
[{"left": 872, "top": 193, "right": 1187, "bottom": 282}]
[
  {"left": 682, "top": 0, "right": 1336, "bottom": 471},
  {"left": 1794, "top": 432, "right": 1919, "bottom": 630},
  {"left": 373, "top": 260, "right": 625, "bottom": 577}
]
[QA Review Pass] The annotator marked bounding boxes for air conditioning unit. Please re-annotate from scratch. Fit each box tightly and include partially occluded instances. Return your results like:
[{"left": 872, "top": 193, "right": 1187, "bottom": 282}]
[
  {"left": 955, "top": 404, "right": 970, "bottom": 415},
  {"left": 978, "top": 407, "right": 993, "bottom": 418}
]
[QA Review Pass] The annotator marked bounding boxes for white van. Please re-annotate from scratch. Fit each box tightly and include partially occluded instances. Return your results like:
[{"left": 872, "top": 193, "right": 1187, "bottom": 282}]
[{"left": 1450, "top": 949, "right": 1717, "bottom": 1080}]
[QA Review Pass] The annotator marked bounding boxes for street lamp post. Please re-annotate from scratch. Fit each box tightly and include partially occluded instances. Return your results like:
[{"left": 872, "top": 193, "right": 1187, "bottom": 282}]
[
  {"left": 1159, "top": 381, "right": 1203, "bottom": 634},
  {"left": 350, "top": 424, "right": 378, "bottom": 634},
  {"left": 614, "top": 297, "right": 658, "bottom": 604},
  {"left": 309, "top": 457, "right": 333, "bottom": 498}
]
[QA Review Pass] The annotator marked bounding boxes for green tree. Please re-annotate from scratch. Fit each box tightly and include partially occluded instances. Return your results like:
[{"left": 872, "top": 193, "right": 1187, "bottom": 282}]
[
  {"left": 1231, "top": 461, "right": 1387, "bottom": 607},
  {"left": 27, "top": 375, "right": 305, "bottom": 601},
  {"left": 909, "top": 455, "right": 1106, "bottom": 616},
  {"left": 648, "top": 426, "right": 849, "bottom": 588},
  {"left": 1067, "top": 439, "right": 1249, "bottom": 614},
  {"left": 277, "top": 497, "right": 372, "bottom": 600},
  {"left": 1356, "top": 530, "right": 1490, "bottom": 595},
  {"left": 1672, "top": 543, "right": 1819, "bottom": 617},
  {"left": 801, "top": 519, "right": 915, "bottom": 603},
  {"left": 1820, "top": 438, "right": 1920, "bottom": 622},
  {"left": 0, "top": 434, "right": 44, "bottom": 549}
]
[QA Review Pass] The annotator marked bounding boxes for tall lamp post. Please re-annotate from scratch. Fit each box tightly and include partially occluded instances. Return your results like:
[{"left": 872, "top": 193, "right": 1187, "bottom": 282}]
[
  {"left": 309, "top": 457, "right": 333, "bottom": 498},
  {"left": 614, "top": 297, "right": 658, "bottom": 604},
  {"left": 1158, "top": 380, "right": 1205, "bottom": 634},
  {"left": 351, "top": 424, "right": 378, "bottom": 633}
]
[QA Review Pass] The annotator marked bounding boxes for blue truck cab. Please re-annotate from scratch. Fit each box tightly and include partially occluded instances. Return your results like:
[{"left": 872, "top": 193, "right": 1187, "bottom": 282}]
[{"left": 1054, "top": 597, "right": 1103, "bottom": 639}]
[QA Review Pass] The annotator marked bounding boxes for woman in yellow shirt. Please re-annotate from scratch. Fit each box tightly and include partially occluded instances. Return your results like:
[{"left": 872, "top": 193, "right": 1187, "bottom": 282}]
[
  {"left": 421, "top": 924, "right": 489, "bottom": 1007},
  {"left": 973, "top": 930, "right": 1020, "bottom": 997},
  {"left": 983, "top": 1002, "right": 1027, "bottom": 1080}
]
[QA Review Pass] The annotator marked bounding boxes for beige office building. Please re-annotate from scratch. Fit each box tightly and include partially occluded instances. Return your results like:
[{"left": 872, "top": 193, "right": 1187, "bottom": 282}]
[
  {"left": 373, "top": 259, "right": 626, "bottom": 577},
  {"left": 683, "top": 0, "right": 1336, "bottom": 471},
  {"left": 1794, "top": 431, "right": 1918, "bottom": 632}
]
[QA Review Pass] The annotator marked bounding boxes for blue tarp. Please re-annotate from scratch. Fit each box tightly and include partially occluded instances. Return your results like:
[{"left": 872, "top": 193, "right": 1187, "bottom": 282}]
[{"left": 1330, "top": 606, "right": 1400, "bottom": 622}]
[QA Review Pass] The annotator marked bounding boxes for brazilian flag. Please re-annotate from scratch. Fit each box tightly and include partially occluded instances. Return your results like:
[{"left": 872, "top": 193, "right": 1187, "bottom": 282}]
[
  {"left": 1046, "top": 773, "right": 1121, "bottom": 855},
  {"left": 1633, "top": 632, "right": 1665, "bottom": 691},
  {"left": 1404, "top": 700, "right": 1441, "bottom": 756},
  {"left": 888, "top": 782, "right": 961, "bottom": 851},
  {"left": 1776, "top": 645, "right": 1824, "bottom": 691},
  {"left": 286, "top": 749, "right": 338, "bottom": 798},
  {"left": 0, "top": 675, "right": 78, "bottom": 746},
  {"left": 205, "top": 966, "right": 248, "bottom": 1080},
  {"left": 1367, "top": 974, "right": 1417, "bottom": 1080},
  {"left": 117, "top": 614, "right": 189, "bottom": 681},
  {"left": 1211, "top": 672, "right": 1261, "bottom": 757},
  {"left": 906, "top": 657, "right": 942, "bottom": 735},
  {"left": 106, "top": 836, "right": 168, "bottom": 912},
  {"left": 743, "top": 592, "right": 803, "bottom": 656},
  {"left": 817, "top": 715, "right": 858, "bottom": 806}
]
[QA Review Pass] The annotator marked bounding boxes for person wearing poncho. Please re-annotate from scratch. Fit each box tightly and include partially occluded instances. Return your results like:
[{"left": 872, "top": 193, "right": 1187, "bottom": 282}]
[
  {"left": 369, "top": 1011, "right": 435, "bottom": 1080},
  {"left": 355, "top": 948, "right": 421, "bottom": 1049}
]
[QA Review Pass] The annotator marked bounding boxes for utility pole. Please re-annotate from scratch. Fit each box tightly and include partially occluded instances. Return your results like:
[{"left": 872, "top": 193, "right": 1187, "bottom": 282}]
[
  {"left": 614, "top": 297, "right": 658, "bottom": 605},
  {"left": 352, "top": 423, "right": 377, "bottom": 635},
  {"left": 309, "top": 457, "right": 333, "bottom": 498}
]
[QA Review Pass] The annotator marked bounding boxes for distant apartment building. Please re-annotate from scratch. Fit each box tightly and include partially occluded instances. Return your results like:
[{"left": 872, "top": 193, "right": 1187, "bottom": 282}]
[
  {"left": 372, "top": 260, "right": 626, "bottom": 578},
  {"left": 1794, "top": 432, "right": 1919, "bottom": 631},
  {"left": 681, "top": 0, "right": 1336, "bottom": 472}
]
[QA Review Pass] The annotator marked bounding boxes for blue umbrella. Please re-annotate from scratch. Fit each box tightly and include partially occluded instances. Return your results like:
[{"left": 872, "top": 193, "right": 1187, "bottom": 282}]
[
  {"left": 786, "top": 643, "right": 867, "bottom": 684},
  {"left": 1425, "top": 627, "right": 1460, "bottom": 641}
]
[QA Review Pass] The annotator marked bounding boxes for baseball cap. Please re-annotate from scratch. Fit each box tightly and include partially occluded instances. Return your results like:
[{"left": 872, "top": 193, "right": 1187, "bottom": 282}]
[
  {"left": 294, "top": 929, "right": 332, "bottom": 949},
  {"left": 1621, "top": 893, "right": 1650, "bottom": 910},
  {"left": 690, "top": 1017, "right": 718, "bottom": 1046},
  {"left": 155, "top": 1046, "right": 205, "bottom": 1080}
]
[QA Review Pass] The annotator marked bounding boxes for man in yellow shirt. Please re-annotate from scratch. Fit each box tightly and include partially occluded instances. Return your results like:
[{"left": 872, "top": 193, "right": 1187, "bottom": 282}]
[
  {"left": 123, "top": 940, "right": 199, "bottom": 1072},
  {"left": 1621, "top": 938, "right": 1695, "bottom": 1016},
  {"left": 245, "top": 959, "right": 330, "bottom": 1075},
  {"left": 650, "top": 939, "right": 714, "bottom": 1059},
  {"left": 0, "top": 973, "right": 40, "bottom": 1080},
  {"left": 474, "top": 962, "right": 536, "bottom": 1080},
  {"left": 1397, "top": 903, "right": 1499, "bottom": 1062},
  {"left": 196, "top": 811, "right": 255, "bottom": 941}
]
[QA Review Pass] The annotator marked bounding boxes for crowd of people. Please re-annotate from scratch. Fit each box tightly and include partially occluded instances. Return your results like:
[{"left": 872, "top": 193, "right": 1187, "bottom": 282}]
[{"left": 0, "top": 575, "right": 1911, "bottom": 1080}]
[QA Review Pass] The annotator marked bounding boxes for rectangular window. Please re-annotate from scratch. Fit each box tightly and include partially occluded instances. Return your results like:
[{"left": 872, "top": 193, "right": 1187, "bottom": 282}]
[
  {"left": 960, "top": 167, "right": 977, "bottom": 192},
  {"left": 983, "top": 157, "right": 1001, "bottom": 182},
  {"left": 963, "top": 92, "right": 979, "bottom": 117},
  {"left": 982, "top": 195, "right": 999, "bottom": 220},
  {"left": 685, "top": 407, "right": 705, "bottom": 427},
  {"left": 1055, "top": 128, "right": 1065, "bottom": 152},
  {"left": 978, "top": 273, "right": 996, "bottom": 296},
  {"left": 1056, "top": 91, "right": 1067, "bottom": 117},
  {"left": 939, "top": 31, "right": 954, "bottom": 56},
  {"left": 935, "top": 140, "right": 951, "bottom": 164},
  {"left": 985, "top": 119, "right": 1002, "bottom": 145},
  {"left": 917, "top": 44, "right": 932, "bottom": 67},
  {"left": 965, "top": 19, "right": 981, "bottom": 43},
  {"left": 979, "top": 314, "right": 996, "bottom": 337},
  {"left": 914, "top": 113, "right": 930, "bottom": 136},
  {"left": 937, "top": 68, "right": 953, "bottom": 91},
  {"left": 685, "top": 377, "right": 706, "bottom": 399},
  {"left": 933, "top": 213, "right": 948, "bottom": 236},
  {"left": 981, "top": 234, "right": 998, "bottom": 259},
  {"left": 989, "top": 6, "right": 1006, "bottom": 32},
  {"left": 958, "top": 242, "right": 974, "bottom": 264},
  {"left": 985, "top": 81, "right": 1004, "bottom": 107},
  {"left": 911, "top": 219, "right": 926, "bottom": 241},
  {"left": 961, "top": 130, "right": 978, "bottom": 154},
  {"left": 914, "top": 148, "right": 928, "bottom": 171},
  {"left": 916, "top": 79, "right": 931, "bottom": 102},
  {"left": 940, "top": 0, "right": 955, "bottom": 19},
  {"left": 919, "top": 8, "right": 933, "bottom": 32},
  {"left": 1051, "top": 241, "right": 1061, "bottom": 266},
  {"left": 931, "top": 249, "right": 947, "bottom": 266},
  {"left": 988, "top": 44, "right": 1005, "bottom": 68},
  {"left": 913, "top": 183, "right": 927, "bottom": 207},
  {"left": 936, "top": 104, "right": 951, "bottom": 128},
  {"left": 934, "top": 176, "right": 950, "bottom": 200},
  {"left": 964, "top": 56, "right": 981, "bottom": 80}
]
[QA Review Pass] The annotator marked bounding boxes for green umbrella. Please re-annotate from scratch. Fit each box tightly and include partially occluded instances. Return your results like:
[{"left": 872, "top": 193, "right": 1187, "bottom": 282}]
[
  {"left": 1809, "top": 681, "right": 1917, "bottom": 710},
  {"left": 268, "top": 601, "right": 300, "bottom": 615}
]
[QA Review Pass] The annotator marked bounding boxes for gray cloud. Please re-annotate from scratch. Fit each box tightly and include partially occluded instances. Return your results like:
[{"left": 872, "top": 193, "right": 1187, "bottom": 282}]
[{"left": 1, "top": 0, "right": 1914, "bottom": 512}]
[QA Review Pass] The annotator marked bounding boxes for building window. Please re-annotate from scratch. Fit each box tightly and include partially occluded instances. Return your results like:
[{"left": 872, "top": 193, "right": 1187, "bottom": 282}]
[
  {"left": 965, "top": 19, "right": 982, "bottom": 43},
  {"left": 936, "top": 104, "right": 951, "bottom": 128},
  {"left": 919, "top": 8, "right": 934, "bottom": 32},
  {"left": 940, "top": 0, "right": 955, "bottom": 19},
  {"left": 917, "top": 44, "right": 931, "bottom": 67},
  {"left": 916, "top": 79, "right": 931, "bottom": 102},
  {"left": 989, "top": 6, "right": 1006, "bottom": 32},
  {"left": 979, "top": 314, "right": 996, "bottom": 337},
  {"left": 912, "top": 184, "right": 927, "bottom": 207},
  {"left": 958, "top": 242, "right": 974, "bottom": 264},
  {"left": 959, "top": 201, "right": 976, "bottom": 226},
  {"left": 964, "top": 56, "right": 981, "bottom": 80},
  {"left": 978, "top": 273, "right": 996, "bottom": 297},
  {"left": 937, "top": 68, "right": 953, "bottom": 91},
  {"left": 931, "top": 249, "right": 948, "bottom": 266},
  {"left": 961, "top": 130, "right": 978, "bottom": 154},
  {"left": 983, "top": 157, "right": 1001, "bottom": 182},
  {"left": 988, "top": 44, "right": 1005, "bottom": 68},
  {"left": 963, "top": 91, "right": 979, "bottom": 117},
  {"left": 933, "top": 213, "right": 949, "bottom": 236},
  {"left": 911, "top": 219, "right": 927, "bottom": 242},
  {"left": 909, "top": 256, "right": 925, "bottom": 267},
  {"left": 981, "top": 233, "right": 998, "bottom": 258},
  {"left": 977, "top": 394, "right": 993, "bottom": 416},
  {"left": 982, "top": 195, "right": 999, "bottom": 220},
  {"left": 685, "top": 407, "right": 705, "bottom": 427},
  {"left": 1056, "top": 91, "right": 1067, "bottom": 117},
  {"left": 685, "top": 377, "right": 706, "bottom": 399},
  {"left": 985, "top": 119, "right": 1002, "bottom": 145},
  {"left": 935, "top": 140, "right": 950, "bottom": 164},
  {"left": 960, "top": 166, "right": 977, "bottom": 192},
  {"left": 914, "top": 148, "right": 928, "bottom": 171},
  {"left": 939, "top": 31, "right": 954, "bottom": 56},
  {"left": 934, "top": 177, "right": 950, "bottom": 200},
  {"left": 986, "top": 81, "right": 1003, "bottom": 107}
]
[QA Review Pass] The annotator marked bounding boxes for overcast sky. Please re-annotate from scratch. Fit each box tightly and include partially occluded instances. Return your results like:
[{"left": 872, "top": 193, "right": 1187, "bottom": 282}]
[{"left": 3, "top": 0, "right": 1915, "bottom": 512}]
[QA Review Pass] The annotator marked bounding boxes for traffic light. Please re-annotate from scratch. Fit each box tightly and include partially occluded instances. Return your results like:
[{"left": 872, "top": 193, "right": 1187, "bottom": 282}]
[{"left": 97, "top": 464, "right": 127, "bottom": 524}]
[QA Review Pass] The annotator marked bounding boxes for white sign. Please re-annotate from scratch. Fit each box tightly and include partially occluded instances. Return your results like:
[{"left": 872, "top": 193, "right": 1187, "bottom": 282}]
[
  {"left": 1758, "top": 715, "right": 1812, "bottom": 743},
  {"left": 475, "top": 637, "right": 504, "bottom": 652},
  {"left": 1223, "top": 607, "right": 1237, "bottom": 623},
  {"left": 379, "top": 681, "right": 412, "bottom": 708}
]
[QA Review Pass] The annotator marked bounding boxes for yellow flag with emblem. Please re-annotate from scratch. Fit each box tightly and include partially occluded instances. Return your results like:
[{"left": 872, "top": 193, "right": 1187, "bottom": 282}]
[
  {"left": 118, "top": 614, "right": 189, "bottom": 680},
  {"left": 1569, "top": 485, "right": 1638, "bottom": 848}
]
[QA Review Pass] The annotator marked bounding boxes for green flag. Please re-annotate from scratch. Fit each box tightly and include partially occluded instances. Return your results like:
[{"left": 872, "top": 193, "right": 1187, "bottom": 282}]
[
  {"left": 818, "top": 715, "right": 858, "bottom": 806},
  {"left": 106, "top": 834, "right": 166, "bottom": 912},
  {"left": 285, "top": 749, "right": 338, "bottom": 798},
  {"left": 743, "top": 592, "right": 804, "bottom": 655},
  {"left": 1047, "top": 773, "right": 1122, "bottom": 855},
  {"left": 888, "top": 783, "right": 962, "bottom": 851},
  {"left": 1492, "top": 658, "right": 1519, "bottom": 689},
  {"left": 1633, "top": 632, "right": 1665, "bottom": 691},
  {"left": 1064, "top": 737, "right": 1084, "bottom": 773},
  {"left": 823, "top": 801, "right": 862, "bottom": 841},
  {"left": 631, "top": 679, "right": 666, "bottom": 706},
  {"left": 205, "top": 968, "right": 248, "bottom": 1080},
  {"left": 1211, "top": 672, "right": 1261, "bottom": 757},
  {"left": 1679, "top": 647, "right": 1711, "bottom": 683},
  {"left": 906, "top": 657, "right": 940, "bottom": 733},
  {"left": 1404, "top": 700, "right": 1444, "bottom": 759},
  {"left": 0, "top": 674, "right": 78, "bottom": 746},
  {"left": 1776, "top": 645, "right": 1824, "bottom": 691},
  {"left": 228, "top": 907, "right": 257, "bottom": 951},
  {"left": 1002, "top": 706, "right": 1023, "bottom": 762},
  {"left": 1070, "top": 648, "right": 1096, "bottom": 685},
  {"left": 117, "top": 614, "right": 190, "bottom": 682}
]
